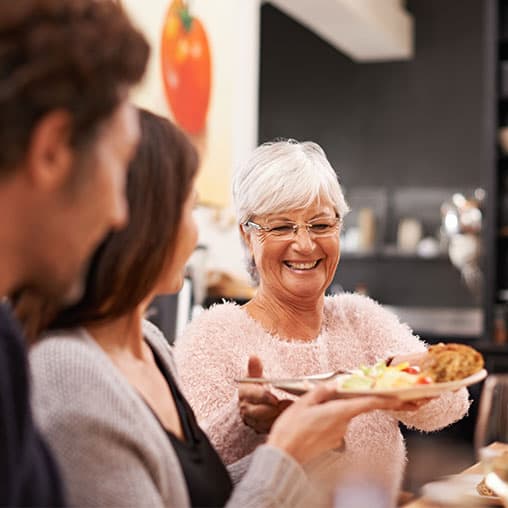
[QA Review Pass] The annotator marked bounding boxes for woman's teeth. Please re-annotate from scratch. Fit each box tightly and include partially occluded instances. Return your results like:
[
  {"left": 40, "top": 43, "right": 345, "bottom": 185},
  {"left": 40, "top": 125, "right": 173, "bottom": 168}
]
[{"left": 285, "top": 260, "right": 318, "bottom": 270}]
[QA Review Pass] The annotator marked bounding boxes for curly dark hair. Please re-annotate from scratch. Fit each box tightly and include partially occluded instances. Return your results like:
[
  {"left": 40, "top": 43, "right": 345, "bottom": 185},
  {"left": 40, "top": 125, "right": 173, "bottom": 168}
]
[
  {"left": 15, "top": 109, "right": 199, "bottom": 339},
  {"left": 0, "top": 0, "right": 149, "bottom": 174}
]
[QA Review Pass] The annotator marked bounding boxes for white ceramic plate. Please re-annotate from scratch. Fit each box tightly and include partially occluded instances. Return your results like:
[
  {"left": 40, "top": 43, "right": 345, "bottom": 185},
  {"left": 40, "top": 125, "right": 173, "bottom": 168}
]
[
  {"left": 269, "top": 369, "right": 487, "bottom": 401},
  {"left": 422, "top": 474, "right": 502, "bottom": 506}
]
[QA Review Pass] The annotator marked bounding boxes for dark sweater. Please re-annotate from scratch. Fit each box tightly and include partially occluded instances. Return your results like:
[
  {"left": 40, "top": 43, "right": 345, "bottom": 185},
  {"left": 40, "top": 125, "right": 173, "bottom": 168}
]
[{"left": 0, "top": 303, "right": 65, "bottom": 507}]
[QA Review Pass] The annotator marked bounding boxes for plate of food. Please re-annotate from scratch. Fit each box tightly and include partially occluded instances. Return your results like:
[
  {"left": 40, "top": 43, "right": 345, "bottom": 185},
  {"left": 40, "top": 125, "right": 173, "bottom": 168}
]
[
  {"left": 422, "top": 474, "right": 502, "bottom": 506},
  {"left": 237, "top": 343, "right": 487, "bottom": 401},
  {"left": 474, "top": 474, "right": 504, "bottom": 505}
]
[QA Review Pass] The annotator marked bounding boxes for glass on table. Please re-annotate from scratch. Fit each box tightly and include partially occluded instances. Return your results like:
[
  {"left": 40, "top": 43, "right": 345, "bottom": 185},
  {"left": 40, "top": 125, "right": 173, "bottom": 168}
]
[{"left": 475, "top": 374, "right": 508, "bottom": 505}]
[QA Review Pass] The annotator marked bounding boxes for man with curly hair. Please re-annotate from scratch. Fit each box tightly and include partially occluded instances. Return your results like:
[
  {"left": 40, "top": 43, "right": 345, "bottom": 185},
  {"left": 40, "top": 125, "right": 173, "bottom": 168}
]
[{"left": 0, "top": 1, "right": 149, "bottom": 504}]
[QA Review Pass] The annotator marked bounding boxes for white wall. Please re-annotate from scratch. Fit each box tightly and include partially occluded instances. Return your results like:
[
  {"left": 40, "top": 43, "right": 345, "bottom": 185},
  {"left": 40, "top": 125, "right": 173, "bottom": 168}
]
[
  {"left": 120, "top": 0, "right": 260, "bottom": 284},
  {"left": 194, "top": 206, "right": 248, "bottom": 282},
  {"left": 122, "top": 0, "right": 261, "bottom": 209}
]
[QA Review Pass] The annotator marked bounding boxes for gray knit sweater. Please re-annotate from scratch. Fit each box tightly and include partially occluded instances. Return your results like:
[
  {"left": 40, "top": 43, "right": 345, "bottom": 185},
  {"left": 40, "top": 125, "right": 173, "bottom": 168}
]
[{"left": 30, "top": 320, "right": 310, "bottom": 508}]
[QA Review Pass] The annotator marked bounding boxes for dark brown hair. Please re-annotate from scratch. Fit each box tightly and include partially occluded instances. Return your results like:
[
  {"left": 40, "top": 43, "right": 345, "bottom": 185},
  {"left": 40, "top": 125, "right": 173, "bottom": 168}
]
[
  {"left": 16, "top": 109, "right": 199, "bottom": 336},
  {"left": 0, "top": 0, "right": 149, "bottom": 175}
]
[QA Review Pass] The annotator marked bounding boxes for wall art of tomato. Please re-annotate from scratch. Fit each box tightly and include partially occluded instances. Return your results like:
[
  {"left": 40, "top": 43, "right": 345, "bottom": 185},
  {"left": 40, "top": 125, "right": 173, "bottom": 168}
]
[{"left": 161, "top": 0, "right": 212, "bottom": 134}]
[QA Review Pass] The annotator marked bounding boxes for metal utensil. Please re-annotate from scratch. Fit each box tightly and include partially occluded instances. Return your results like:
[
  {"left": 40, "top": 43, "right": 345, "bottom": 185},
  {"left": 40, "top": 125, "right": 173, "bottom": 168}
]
[{"left": 235, "top": 369, "right": 353, "bottom": 385}]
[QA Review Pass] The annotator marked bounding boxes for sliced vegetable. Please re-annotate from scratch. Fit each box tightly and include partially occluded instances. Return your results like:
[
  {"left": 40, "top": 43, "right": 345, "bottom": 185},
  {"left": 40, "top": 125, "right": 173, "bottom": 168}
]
[
  {"left": 401, "top": 366, "right": 420, "bottom": 375},
  {"left": 336, "top": 359, "right": 433, "bottom": 391},
  {"left": 341, "top": 375, "right": 374, "bottom": 390}
]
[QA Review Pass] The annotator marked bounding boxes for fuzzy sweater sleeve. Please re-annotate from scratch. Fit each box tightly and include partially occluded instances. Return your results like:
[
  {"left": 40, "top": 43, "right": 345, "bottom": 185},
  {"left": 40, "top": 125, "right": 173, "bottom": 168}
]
[
  {"left": 30, "top": 339, "right": 168, "bottom": 508},
  {"left": 175, "top": 305, "right": 265, "bottom": 464},
  {"left": 341, "top": 294, "right": 470, "bottom": 431},
  {"left": 226, "top": 445, "right": 314, "bottom": 508}
]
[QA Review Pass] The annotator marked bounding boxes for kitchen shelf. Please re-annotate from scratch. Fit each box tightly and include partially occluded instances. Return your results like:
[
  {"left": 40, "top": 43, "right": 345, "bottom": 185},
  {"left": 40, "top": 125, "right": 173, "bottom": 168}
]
[{"left": 341, "top": 246, "right": 448, "bottom": 261}]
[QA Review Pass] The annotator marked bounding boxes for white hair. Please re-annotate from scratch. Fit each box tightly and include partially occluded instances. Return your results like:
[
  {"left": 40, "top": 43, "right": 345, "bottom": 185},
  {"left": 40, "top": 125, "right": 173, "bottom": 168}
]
[{"left": 232, "top": 139, "right": 349, "bottom": 281}]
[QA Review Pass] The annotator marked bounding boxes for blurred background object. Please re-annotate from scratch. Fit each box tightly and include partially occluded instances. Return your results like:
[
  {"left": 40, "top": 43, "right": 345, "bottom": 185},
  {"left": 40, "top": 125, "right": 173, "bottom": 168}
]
[
  {"left": 186, "top": 244, "right": 208, "bottom": 308},
  {"left": 441, "top": 189, "right": 485, "bottom": 302},
  {"left": 206, "top": 270, "right": 256, "bottom": 302},
  {"left": 397, "top": 218, "right": 423, "bottom": 253},
  {"left": 358, "top": 207, "right": 376, "bottom": 252}
]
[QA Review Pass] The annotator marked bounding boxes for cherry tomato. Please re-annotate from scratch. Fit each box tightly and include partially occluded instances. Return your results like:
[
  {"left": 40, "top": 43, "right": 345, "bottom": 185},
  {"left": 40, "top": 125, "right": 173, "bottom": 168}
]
[
  {"left": 402, "top": 365, "right": 421, "bottom": 375},
  {"left": 161, "top": 0, "right": 211, "bottom": 134},
  {"left": 416, "top": 375, "right": 433, "bottom": 385}
]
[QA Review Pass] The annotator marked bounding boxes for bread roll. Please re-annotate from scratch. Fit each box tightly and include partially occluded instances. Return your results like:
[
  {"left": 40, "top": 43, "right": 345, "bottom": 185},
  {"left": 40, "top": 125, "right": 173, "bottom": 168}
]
[{"left": 420, "top": 343, "right": 484, "bottom": 382}]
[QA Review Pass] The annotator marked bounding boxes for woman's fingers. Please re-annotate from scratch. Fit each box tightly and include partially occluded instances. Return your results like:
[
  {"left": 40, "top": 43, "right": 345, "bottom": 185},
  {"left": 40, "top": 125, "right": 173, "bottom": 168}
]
[
  {"left": 242, "top": 415, "right": 272, "bottom": 434},
  {"left": 296, "top": 383, "right": 337, "bottom": 406},
  {"left": 238, "top": 383, "right": 280, "bottom": 406},
  {"left": 240, "top": 400, "right": 287, "bottom": 433},
  {"left": 267, "top": 389, "right": 430, "bottom": 465},
  {"left": 297, "top": 389, "right": 409, "bottom": 421},
  {"left": 240, "top": 401, "right": 280, "bottom": 420},
  {"left": 277, "top": 399, "right": 293, "bottom": 411},
  {"left": 296, "top": 384, "right": 406, "bottom": 412},
  {"left": 332, "top": 395, "right": 407, "bottom": 418},
  {"left": 240, "top": 355, "right": 281, "bottom": 405},
  {"left": 247, "top": 355, "right": 264, "bottom": 378},
  {"left": 396, "top": 397, "right": 436, "bottom": 411}
]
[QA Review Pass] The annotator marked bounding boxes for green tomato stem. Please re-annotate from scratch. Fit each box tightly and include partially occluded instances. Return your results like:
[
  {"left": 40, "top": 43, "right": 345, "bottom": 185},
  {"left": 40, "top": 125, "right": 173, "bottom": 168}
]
[{"left": 178, "top": 1, "right": 193, "bottom": 32}]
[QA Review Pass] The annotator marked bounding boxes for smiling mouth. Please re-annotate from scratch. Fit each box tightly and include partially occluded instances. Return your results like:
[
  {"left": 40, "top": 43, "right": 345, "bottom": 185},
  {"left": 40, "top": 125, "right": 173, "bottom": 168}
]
[{"left": 284, "top": 260, "right": 321, "bottom": 270}]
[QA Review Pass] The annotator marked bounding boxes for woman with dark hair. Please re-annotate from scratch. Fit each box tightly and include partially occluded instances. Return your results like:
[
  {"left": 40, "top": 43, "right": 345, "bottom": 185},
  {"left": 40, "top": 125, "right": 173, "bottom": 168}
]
[{"left": 26, "top": 109, "right": 405, "bottom": 508}]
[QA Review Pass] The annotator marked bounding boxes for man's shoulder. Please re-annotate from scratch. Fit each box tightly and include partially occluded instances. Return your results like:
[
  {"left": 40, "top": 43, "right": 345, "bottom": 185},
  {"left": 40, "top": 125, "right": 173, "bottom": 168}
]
[
  {"left": 0, "top": 302, "right": 27, "bottom": 349},
  {"left": 0, "top": 305, "right": 65, "bottom": 506},
  {"left": 0, "top": 303, "right": 29, "bottom": 393}
]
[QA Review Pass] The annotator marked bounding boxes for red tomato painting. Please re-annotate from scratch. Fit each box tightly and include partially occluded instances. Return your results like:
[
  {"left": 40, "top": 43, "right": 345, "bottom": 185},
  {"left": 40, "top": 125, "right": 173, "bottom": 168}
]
[{"left": 161, "top": 0, "right": 212, "bottom": 134}]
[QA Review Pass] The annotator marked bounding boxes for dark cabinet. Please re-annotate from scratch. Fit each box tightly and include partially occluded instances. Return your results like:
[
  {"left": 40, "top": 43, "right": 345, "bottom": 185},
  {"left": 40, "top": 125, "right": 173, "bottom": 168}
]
[{"left": 478, "top": 1, "right": 508, "bottom": 350}]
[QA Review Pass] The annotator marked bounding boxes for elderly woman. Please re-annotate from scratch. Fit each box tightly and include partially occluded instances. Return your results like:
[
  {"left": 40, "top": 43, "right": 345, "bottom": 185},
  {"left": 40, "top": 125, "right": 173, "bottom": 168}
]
[
  {"left": 23, "top": 113, "right": 404, "bottom": 508},
  {"left": 175, "top": 139, "right": 470, "bottom": 506}
]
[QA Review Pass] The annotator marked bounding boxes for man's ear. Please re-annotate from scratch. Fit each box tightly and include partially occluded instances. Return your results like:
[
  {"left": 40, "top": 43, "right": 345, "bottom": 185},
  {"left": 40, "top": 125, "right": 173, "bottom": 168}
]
[{"left": 25, "top": 110, "right": 74, "bottom": 191}]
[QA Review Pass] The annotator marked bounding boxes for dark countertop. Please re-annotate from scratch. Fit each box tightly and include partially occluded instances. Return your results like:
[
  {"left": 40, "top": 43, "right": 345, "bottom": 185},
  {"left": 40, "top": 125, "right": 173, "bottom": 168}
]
[{"left": 386, "top": 306, "right": 483, "bottom": 339}]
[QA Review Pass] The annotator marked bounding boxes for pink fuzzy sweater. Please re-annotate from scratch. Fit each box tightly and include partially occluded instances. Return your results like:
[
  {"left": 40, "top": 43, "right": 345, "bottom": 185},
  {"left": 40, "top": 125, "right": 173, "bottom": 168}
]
[{"left": 175, "top": 294, "right": 470, "bottom": 505}]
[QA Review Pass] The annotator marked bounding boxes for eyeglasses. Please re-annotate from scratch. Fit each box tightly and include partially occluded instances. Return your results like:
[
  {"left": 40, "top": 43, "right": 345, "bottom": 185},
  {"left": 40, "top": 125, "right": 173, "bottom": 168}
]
[{"left": 243, "top": 216, "right": 341, "bottom": 240}]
